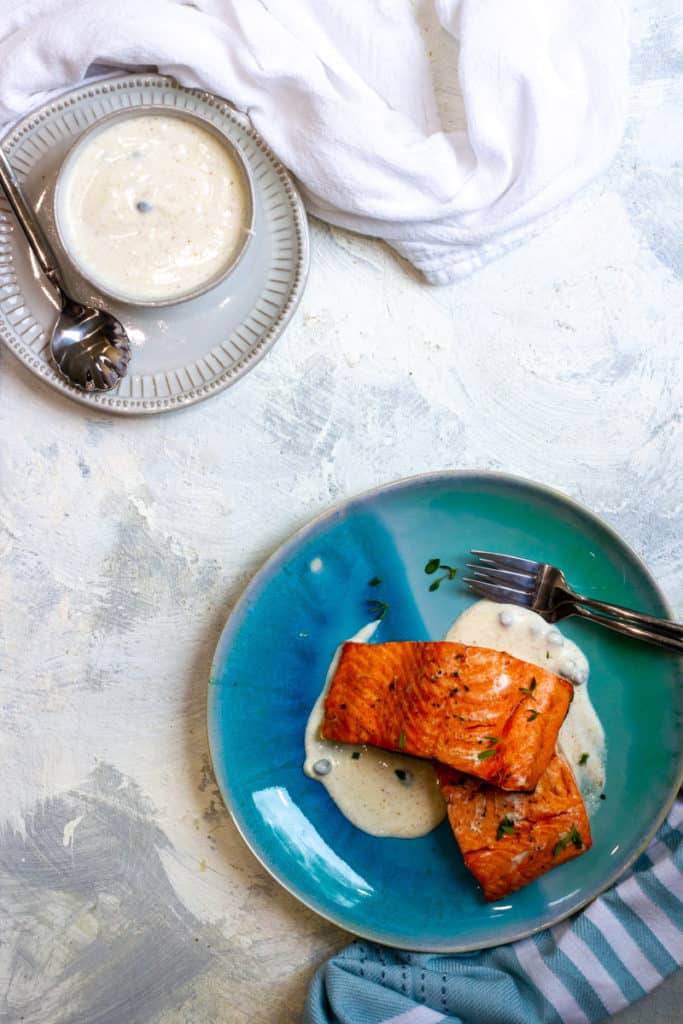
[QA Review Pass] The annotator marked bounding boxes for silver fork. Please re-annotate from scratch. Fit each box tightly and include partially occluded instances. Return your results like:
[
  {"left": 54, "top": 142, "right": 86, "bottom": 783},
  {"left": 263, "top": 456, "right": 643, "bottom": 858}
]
[{"left": 463, "top": 550, "right": 683, "bottom": 653}]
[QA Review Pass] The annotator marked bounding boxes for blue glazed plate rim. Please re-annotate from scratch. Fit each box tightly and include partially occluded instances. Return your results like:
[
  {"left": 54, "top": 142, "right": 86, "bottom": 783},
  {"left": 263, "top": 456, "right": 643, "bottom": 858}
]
[{"left": 207, "top": 470, "right": 683, "bottom": 952}]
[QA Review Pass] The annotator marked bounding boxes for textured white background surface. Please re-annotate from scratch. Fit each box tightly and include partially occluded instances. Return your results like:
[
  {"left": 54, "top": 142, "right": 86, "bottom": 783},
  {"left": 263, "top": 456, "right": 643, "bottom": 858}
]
[{"left": 1, "top": 1, "right": 682, "bottom": 1021}]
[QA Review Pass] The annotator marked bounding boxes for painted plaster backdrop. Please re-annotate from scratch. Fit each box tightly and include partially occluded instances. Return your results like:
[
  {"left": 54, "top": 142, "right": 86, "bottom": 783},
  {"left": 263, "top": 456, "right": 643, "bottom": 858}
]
[{"left": 0, "top": 1, "right": 682, "bottom": 1022}]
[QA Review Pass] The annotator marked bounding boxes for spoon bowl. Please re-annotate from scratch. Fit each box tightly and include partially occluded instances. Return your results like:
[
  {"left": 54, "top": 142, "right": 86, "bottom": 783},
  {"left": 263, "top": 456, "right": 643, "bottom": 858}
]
[{"left": 51, "top": 299, "right": 131, "bottom": 391}]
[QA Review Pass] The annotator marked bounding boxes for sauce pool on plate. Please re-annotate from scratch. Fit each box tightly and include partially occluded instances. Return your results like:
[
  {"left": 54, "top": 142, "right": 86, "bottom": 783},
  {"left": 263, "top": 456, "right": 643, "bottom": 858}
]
[{"left": 56, "top": 113, "right": 250, "bottom": 304}]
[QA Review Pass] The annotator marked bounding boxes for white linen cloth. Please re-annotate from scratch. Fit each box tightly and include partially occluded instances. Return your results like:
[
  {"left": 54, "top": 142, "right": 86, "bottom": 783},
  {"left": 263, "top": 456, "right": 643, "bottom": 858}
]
[{"left": 0, "top": 0, "right": 629, "bottom": 284}]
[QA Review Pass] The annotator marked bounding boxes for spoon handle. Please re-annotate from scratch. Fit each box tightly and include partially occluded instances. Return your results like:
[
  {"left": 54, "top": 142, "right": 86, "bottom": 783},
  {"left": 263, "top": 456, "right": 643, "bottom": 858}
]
[{"left": 0, "top": 144, "right": 65, "bottom": 294}]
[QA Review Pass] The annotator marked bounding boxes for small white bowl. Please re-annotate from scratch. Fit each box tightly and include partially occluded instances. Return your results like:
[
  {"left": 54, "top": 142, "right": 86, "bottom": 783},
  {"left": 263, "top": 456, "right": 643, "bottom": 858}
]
[{"left": 53, "top": 106, "right": 255, "bottom": 307}]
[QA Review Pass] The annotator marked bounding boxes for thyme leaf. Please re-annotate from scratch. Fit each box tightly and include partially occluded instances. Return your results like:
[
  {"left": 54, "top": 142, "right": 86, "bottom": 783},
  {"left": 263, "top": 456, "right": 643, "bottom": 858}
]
[
  {"left": 424, "top": 558, "right": 458, "bottom": 592},
  {"left": 477, "top": 748, "right": 497, "bottom": 761},
  {"left": 367, "top": 599, "right": 389, "bottom": 621},
  {"left": 552, "top": 825, "right": 584, "bottom": 858},
  {"left": 496, "top": 816, "right": 516, "bottom": 840}
]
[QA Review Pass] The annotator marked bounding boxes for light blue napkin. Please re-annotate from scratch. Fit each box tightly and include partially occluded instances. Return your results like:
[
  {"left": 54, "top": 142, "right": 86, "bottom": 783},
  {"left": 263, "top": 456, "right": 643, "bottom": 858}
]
[{"left": 305, "top": 795, "right": 682, "bottom": 1024}]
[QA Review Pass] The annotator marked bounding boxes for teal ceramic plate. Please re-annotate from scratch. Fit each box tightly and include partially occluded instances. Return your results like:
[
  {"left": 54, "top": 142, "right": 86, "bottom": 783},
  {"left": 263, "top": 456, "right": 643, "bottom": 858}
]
[{"left": 207, "top": 472, "right": 683, "bottom": 951}]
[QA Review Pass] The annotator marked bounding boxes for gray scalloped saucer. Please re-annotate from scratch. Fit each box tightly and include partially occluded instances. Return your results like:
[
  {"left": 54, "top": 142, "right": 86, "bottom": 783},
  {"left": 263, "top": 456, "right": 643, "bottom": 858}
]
[{"left": 0, "top": 74, "right": 309, "bottom": 414}]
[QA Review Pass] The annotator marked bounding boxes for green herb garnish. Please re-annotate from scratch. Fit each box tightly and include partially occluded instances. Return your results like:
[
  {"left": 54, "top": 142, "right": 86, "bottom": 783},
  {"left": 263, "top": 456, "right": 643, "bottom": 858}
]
[
  {"left": 519, "top": 677, "right": 537, "bottom": 695},
  {"left": 367, "top": 599, "right": 389, "bottom": 621},
  {"left": 527, "top": 709, "right": 539, "bottom": 722},
  {"left": 477, "top": 748, "right": 497, "bottom": 761},
  {"left": 352, "top": 751, "right": 360, "bottom": 760},
  {"left": 398, "top": 730, "right": 406, "bottom": 750},
  {"left": 424, "top": 558, "right": 458, "bottom": 592},
  {"left": 546, "top": 651, "right": 551, "bottom": 659},
  {"left": 369, "top": 576, "right": 382, "bottom": 587},
  {"left": 483, "top": 736, "right": 500, "bottom": 745},
  {"left": 552, "top": 825, "right": 584, "bottom": 858},
  {"left": 496, "top": 816, "right": 516, "bottom": 841},
  {"left": 578, "top": 752, "right": 589, "bottom": 766}
]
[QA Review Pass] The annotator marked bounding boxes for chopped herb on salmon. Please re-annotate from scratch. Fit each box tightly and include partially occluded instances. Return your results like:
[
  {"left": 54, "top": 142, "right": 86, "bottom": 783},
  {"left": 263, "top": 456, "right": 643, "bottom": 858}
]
[
  {"left": 552, "top": 825, "right": 584, "bottom": 859},
  {"left": 496, "top": 817, "right": 516, "bottom": 841}
]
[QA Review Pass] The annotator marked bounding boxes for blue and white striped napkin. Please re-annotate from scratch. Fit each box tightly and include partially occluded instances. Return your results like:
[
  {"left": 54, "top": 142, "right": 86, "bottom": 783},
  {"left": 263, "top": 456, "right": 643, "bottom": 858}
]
[{"left": 305, "top": 795, "right": 683, "bottom": 1024}]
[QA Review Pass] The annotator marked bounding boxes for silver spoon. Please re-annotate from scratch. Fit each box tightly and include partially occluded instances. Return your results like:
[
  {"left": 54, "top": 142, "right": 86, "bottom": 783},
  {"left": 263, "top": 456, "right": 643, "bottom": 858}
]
[{"left": 0, "top": 146, "right": 131, "bottom": 391}]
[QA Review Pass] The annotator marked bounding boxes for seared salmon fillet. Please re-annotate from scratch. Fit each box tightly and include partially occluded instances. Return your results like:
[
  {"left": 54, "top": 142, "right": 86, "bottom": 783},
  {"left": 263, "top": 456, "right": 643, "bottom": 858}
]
[
  {"left": 438, "top": 753, "right": 592, "bottom": 901},
  {"left": 321, "top": 641, "right": 573, "bottom": 790}
]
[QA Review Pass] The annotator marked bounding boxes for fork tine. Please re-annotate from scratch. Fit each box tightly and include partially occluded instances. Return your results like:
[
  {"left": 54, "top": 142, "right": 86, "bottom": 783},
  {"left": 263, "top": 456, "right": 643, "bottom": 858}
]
[
  {"left": 462, "top": 577, "right": 534, "bottom": 608},
  {"left": 465, "top": 564, "right": 536, "bottom": 590},
  {"left": 471, "top": 550, "right": 540, "bottom": 573}
]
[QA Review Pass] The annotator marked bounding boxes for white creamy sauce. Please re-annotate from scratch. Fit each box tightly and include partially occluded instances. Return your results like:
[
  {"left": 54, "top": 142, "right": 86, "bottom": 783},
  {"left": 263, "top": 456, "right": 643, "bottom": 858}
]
[
  {"left": 446, "top": 600, "right": 606, "bottom": 813},
  {"left": 59, "top": 114, "right": 248, "bottom": 303},
  {"left": 304, "top": 622, "right": 446, "bottom": 838}
]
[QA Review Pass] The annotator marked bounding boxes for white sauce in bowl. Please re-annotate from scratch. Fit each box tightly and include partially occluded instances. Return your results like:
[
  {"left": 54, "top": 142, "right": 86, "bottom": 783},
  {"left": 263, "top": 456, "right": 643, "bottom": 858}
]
[
  {"left": 304, "top": 601, "right": 606, "bottom": 839},
  {"left": 446, "top": 601, "right": 606, "bottom": 813},
  {"left": 303, "top": 622, "right": 447, "bottom": 838},
  {"left": 57, "top": 114, "right": 250, "bottom": 304}
]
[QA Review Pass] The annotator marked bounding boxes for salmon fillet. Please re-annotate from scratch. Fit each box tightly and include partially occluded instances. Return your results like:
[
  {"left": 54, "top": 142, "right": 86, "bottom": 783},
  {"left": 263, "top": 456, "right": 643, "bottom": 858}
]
[
  {"left": 321, "top": 641, "right": 573, "bottom": 791},
  {"left": 438, "top": 753, "right": 592, "bottom": 901}
]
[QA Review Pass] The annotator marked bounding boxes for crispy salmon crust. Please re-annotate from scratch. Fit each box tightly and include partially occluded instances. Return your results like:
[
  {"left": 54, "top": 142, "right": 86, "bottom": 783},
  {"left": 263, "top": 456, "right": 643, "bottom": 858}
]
[
  {"left": 321, "top": 641, "right": 573, "bottom": 791},
  {"left": 438, "top": 753, "right": 592, "bottom": 901}
]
